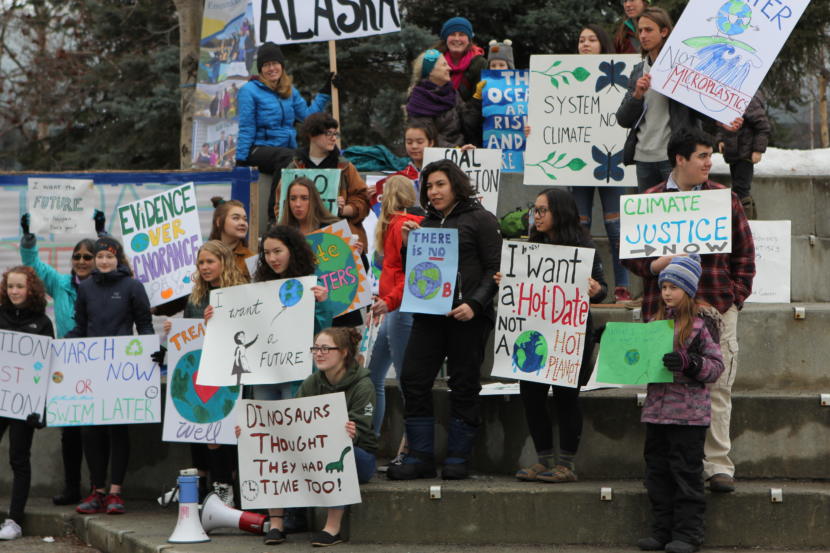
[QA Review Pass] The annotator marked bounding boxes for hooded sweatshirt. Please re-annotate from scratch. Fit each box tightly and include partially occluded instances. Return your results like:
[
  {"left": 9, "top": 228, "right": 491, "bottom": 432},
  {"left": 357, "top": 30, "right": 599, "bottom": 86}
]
[{"left": 66, "top": 266, "right": 154, "bottom": 338}]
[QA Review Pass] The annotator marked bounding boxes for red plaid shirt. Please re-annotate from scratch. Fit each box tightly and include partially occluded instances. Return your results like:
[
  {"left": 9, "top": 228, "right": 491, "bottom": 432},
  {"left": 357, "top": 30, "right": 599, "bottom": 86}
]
[{"left": 622, "top": 180, "right": 756, "bottom": 320}]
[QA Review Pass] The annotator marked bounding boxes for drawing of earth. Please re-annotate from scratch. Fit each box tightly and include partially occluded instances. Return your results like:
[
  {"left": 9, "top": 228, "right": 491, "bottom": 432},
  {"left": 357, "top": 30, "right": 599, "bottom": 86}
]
[
  {"left": 170, "top": 349, "right": 239, "bottom": 423},
  {"left": 625, "top": 349, "right": 640, "bottom": 366},
  {"left": 717, "top": 0, "right": 752, "bottom": 36},
  {"left": 512, "top": 330, "right": 548, "bottom": 374},
  {"left": 279, "top": 278, "right": 303, "bottom": 308},
  {"left": 407, "top": 262, "right": 441, "bottom": 300}
]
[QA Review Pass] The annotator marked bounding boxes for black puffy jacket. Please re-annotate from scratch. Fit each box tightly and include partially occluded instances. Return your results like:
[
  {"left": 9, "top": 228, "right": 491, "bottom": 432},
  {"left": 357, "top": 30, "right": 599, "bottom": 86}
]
[
  {"left": 66, "top": 266, "right": 153, "bottom": 338},
  {"left": 0, "top": 304, "right": 54, "bottom": 338}
]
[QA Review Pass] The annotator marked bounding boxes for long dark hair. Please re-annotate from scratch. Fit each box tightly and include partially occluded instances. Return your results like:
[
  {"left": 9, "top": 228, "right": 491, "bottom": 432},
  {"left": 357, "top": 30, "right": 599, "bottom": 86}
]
[
  {"left": 419, "top": 159, "right": 476, "bottom": 209},
  {"left": 529, "top": 188, "right": 589, "bottom": 246},
  {"left": 579, "top": 24, "right": 615, "bottom": 54},
  {"left": 254, "top": 225, "right": 316, "bottom": 282}
]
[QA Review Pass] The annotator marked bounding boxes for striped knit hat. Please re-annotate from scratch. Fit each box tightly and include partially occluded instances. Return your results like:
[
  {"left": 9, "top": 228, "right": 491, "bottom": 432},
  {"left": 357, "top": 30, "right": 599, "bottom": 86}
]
[{"left": 658, "top": 254, "right": 702, "bottom": 298}]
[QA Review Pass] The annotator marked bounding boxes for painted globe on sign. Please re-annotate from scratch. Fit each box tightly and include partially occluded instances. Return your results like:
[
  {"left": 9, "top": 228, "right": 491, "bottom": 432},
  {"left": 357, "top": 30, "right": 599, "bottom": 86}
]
[
  {"left": 279, "top": 278, "right": 303, "bottom": 307},
  {"left": 305, "top": 232, "right": 359, "bottom": 314},
  {"left": 716, "top": 0, "right": 752, "bottom": 36},
  {"left": 130, "top": 232, "right": 150, "bottom": 253},
  {"left": 170, "top": 350, "right": 239, "bottom": 423},
  {"left": 407, "top": 261, "right": 442, "bottom": 300},
  {"left": 512, "top": 330, "right": 548, "bottom": 374},
  {"left": 625, "top": 349, "right": 641, "bottom": 366}
]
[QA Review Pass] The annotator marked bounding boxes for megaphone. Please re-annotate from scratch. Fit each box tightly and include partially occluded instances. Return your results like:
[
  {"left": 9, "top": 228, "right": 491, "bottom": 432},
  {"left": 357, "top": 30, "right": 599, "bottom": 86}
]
[
  {"left": 168, "top": 470, "right": 209, "bottom": 543},
  {"left": 200, "top": 492, "right": 270, "bottom": 535}
]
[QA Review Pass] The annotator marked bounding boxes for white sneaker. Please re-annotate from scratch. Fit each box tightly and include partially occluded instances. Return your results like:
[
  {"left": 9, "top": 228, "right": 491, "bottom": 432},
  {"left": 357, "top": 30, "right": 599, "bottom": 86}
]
[
  {"left": 213, "top": 482, "right": 234, "bottom": 507},
  {"left": 0, "top": 519, "right": 21, "bottom": 540}
]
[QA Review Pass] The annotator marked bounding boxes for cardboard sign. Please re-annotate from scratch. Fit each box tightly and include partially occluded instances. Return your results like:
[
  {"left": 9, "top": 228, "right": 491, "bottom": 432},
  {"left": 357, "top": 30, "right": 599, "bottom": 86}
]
[
  {"left": 237, "top": 394, "right": 361, "bottom": 509},
  {"left": 254, "top": 0, "right": 401, "bottom": 44},
  {"left": 400, "top": 228, "right": 459, "bottom": 315},
  {"left": 596, "top": 321, "right": 675, "bottom": 385},
  {"left": 27, "top": 178, "right": 95, "bottom": 236},
  {"left": 0, "top": 331, "right": 53, "bottom": 422},
  {"left": 619, "top": 188, "right": 732, "bottom": 259},
  {"left": 492, "top": 241, "right": 595, "bottom": 388},
  {"left": 117, "top": 183, "right": 203, "bottom": 307},
  {"left": 280, "top": 168, "right": 341, "bottom": 216},
  {"left": 651, "top": 0, "right": 810, "bottom": 125},
  {"left": 747, "top": 220, "right": 791, "bottom": 303},
  {"left": 524, "top": 54, "right": 641, "bottom": 187},
  {"left": 481, "top": 69, "right": 529, "bottom": 173},
  {"left": 197, "top": 276, "right": 316, "bottom": 386},
  {"left": 422, "top": 148, "right": 501, "bottom": 215},
  {"left": 163, "top": 319, "right": 241, "bottom": 445},
  {"left": 46, "top": 335, "right": 161, "bottom": 426}
]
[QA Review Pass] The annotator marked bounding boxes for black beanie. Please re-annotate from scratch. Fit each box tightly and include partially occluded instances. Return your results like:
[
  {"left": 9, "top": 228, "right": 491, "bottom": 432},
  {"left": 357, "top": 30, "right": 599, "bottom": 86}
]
[
  {"left": 94, "top": 236, "right": 124, "bottom": 259},
  {"left": 257, "top": 42, "right": 285, "bottom": 73}
]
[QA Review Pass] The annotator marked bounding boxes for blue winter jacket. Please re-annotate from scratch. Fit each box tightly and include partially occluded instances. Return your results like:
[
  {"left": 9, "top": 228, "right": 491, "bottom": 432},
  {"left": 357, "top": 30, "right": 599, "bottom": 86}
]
[
  {"left": 20, "top": 234, "right": 78, "bottom": 338},
  {"left": 235, "top": 79, "right": 330, "bottom": 162}
]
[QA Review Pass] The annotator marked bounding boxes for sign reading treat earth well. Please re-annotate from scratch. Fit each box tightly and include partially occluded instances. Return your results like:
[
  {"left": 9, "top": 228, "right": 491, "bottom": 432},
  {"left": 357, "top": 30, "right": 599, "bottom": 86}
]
[{"left": 400, "top": 228, "right": 459, "bottom": 315}]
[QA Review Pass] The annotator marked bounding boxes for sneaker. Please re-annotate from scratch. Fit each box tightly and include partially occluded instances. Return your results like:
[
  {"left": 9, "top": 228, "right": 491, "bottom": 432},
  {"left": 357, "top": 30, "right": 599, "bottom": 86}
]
[
  {"left": 665, "top": 540, "right": 699, "bottom": 553},
  {"left": 0, "top": 519, "right": 22, "bottom": 540},
  {"left": 76, "top": 490, "right": 106, "bottom": 514},
  {"left": 157, "top": 485, "right": 179, "bottom": 507},
  {"left": 536, "top": 465, "right": 578, "bottom": 483},
  {"left": 213, "top": 482, "right": 234, "bottom": 507},
  {"left": 105, "top": 493, "right": 125, "bottom": 515},
  {"left": 263, "top": 527, "right": 286, "bottom": 545},
  {"left": 614, "top": 286, "right": 632, "bottom": 302},
  {"left": 515, "top": 463, "right": 547, "bottom": 482},
  {"left": 637, "top": 536, "right": 666, "bottom": 551},
  {"left": 708, "top": 473, "right": 735, "bottom": 493},
  {"left": 311, "top": 530, "right": 344, "bottom": 547}
]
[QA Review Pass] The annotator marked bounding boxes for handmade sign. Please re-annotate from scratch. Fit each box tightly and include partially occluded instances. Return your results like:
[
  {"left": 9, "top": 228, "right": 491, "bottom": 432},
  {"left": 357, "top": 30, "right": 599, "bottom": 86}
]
[
  {"left": 237, "top": 394, "right": 361, "bottom": 509},
  {"left": 482, "top": 69, "right": 529, "bottom": 173},
  {"left": 117, "top": 182, "right": 203, "bottom": 307},
  {"left": 197, "top": 276, "right": 316, "bottom": 386},
  {"left": 422, "top": 148, "right": 501, "bottom": 214},
  {"left": 163, "top": 319, "right": 241, "bottom": 445},
  {"left": 596, "top": 321, "right": 675, "bottom": 385},
  {"left": 492, "top": 241, "right": 594, "bottom": 388},
  {"left": 619, "top": 188, "right": 732, "bottom": 259},
  {"left": 400, "top": 228, "right": 459, "bottom": 315},
  {"left": 46, "top": 335, "right": 161, "bottom": 426},
  {"left": 651, "top": 0, "right": 810, "bottom": 125},
  {"left": 254, "top": 0, "right": 401, "bottom": 44},
  {"left": 305, "top": 221, "right": 371, "bottom": 317},
  {"left": 747, "top": 220, "right": 791, "bottom": 303},
  {"left": 357, "top": 310, "right": 383, "bottom": 370},
  {"left": 279, "top": 168, "right": 341, "bottom": 215},
  {"left": 524, "top": 54, "right": 641, "bottom": 187},
  {"left": 0, "top": 330, "right": 53, "bottom": 422},
  {"left": 27, "top": 178, "right": 95, "bottom": 236}
]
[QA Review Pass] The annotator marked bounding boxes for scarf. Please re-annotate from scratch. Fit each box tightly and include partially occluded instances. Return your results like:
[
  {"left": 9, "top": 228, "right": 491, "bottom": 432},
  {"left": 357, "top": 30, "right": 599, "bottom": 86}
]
[
  {"left": 444, "top": 45, "right": 484, "bottom": 89},
  {"left": 406, "top": 80, "right": 458, "bottom": 118}
]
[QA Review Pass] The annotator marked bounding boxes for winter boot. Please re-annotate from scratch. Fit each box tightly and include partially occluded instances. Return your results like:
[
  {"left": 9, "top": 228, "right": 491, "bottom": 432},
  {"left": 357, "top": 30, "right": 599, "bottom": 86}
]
[
  {"left": 441, "top": 418, "right": 477, "bottom": 480},
  {"left": 741, "top": 195, "right": 757, "bottom": 219},
  {"left": 387, "top": 417, "right": 436, "bottom": 480}
]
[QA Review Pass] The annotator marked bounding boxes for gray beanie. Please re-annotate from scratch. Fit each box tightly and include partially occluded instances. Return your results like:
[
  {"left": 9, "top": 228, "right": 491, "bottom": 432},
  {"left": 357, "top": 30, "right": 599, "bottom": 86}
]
[{"left": 487, "top": 39, "right": 515, "bottom": 70}]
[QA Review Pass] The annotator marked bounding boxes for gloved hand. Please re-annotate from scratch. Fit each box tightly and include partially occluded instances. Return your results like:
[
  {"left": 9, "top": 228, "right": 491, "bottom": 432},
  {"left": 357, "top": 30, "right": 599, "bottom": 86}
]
[
  {"left": 151, "top": 346, "right": 167, "bottom": 366},
  {"left": 319, "top": 72, "right": 341, "bottom": 96},
  {"left": 20, "top": 213, "right": 30, "bottom": 236},
  {"left": 473, "top": 80, "right": 487, "bottom": 101},
  {"left": 94, "top": 210, "right": 106, "bottom": 235},
  {"left": 662, "top": 351, "right": 687, "bottom": 372},
  {"left": 26, "top": 412, "right": 46, "bottom": 429}
]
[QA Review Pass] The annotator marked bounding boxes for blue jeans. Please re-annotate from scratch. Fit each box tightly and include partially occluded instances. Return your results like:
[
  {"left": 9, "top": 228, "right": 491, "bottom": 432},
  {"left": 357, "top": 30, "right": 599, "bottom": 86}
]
[
  {"left": 635, "top": 160, "right": 673, "bottom": 193},
  {"left": 367, "top": 310, "right": 414, "bottom": 436},
  {"left": 331, "top": 446, "right": 376, "bottom": 510},
  {"left": 571, "top": 186, "right": 629, "bottom": 288}
]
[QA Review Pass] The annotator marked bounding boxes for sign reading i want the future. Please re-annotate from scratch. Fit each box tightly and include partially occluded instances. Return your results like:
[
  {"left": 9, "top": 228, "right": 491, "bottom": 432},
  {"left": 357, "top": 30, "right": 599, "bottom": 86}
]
[
  {"left": 481, "top": 69, "right": 529, "bottom": 173},
  {"left": 400, "top": 228, "right": 459, "bottom": 315},
  {"left": 27, "top": 178, "right": 96, "bottom": 236}
]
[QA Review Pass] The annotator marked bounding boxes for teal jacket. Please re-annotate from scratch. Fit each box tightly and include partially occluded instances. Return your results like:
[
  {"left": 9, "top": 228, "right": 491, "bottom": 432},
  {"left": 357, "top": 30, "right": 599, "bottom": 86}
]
[{"left": 20, "top": 234, "right": 77, "bottom": 338}]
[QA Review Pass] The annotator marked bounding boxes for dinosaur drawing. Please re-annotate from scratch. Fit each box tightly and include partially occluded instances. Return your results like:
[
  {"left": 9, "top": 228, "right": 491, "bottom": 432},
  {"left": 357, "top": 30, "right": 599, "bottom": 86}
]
[{"left": 325, "top": 446, "right": 352, "bottom": 473}]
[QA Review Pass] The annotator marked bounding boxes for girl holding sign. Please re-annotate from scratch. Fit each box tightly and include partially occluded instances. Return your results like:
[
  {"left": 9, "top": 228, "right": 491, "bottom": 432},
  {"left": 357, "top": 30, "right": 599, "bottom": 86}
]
[
  {"left": 209, "top": 197, "right": 254, "bottom": 280},
  {"left": 0, "top": 266, "right": 54, "bottom": 540}
]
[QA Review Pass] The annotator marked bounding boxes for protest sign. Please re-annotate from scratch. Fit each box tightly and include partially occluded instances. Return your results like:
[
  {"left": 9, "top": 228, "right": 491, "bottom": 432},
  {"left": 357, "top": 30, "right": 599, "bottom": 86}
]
[
  {"left": 118, "top": 183, "right": 203, "bottom": 307},
  {"left": 492, "top": 241, "right": 594, "bottom": 388},
  {"left": 305, "top": 221, "right": 372, "bottom": 317},
  {"left": 46, "top": 335, "right": 161, "bottom": 426},
  {"left": 747, "top": 220, "right": 791, "bottom": 303},
  {"left": 237, "top": 394, "right": 361, "bottom": 509},
  {"left": 197, "top": 276, "right": 316, "bottom": 386},
  {"left": 27, "top": 178, "right": 95, "bottom": 236},
  {"left": 596, "top": 321, "right": 675, "bottom": 385},
  {"left": 619, "top": 188, "right": 732, "bottom": 259},
  {"left": 482, "top": 69, "right": 529, "bottom": 173},
  {"left": 651, "top": 0, "right": 810, "bottom": 125},
  {"left": 400, "top": 228, "right": 459, "bottom": 315},
  {"left": 279, "top": 168, "right": 341, "bottom": 215},
  {"left": 0, "top": 331, "right": 52, "bottom": 422},
  {"left": 422, "top": 148, "right": 501, "bottom": 214},
  {"left": 524, "top": 54, "right": 641, "bottom": 187},
  {"left": 253, "top": 0, "right": 401, "bottom": 44},
  {"left": 163, "top": 319, "right": 241, "bottom": 445}
]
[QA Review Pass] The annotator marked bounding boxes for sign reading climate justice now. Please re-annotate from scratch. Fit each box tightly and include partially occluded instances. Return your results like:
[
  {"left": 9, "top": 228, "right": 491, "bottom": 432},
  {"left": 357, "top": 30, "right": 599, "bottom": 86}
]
[
  {"left": 118, "top": 183, "right": 203, "bottom": 307},
  {"left": 0, "top": 330, "right": 53, "bottom": 422},
  {"left": 619, "top": 188, "right": 732, "bottom": 259},
  {"left": 492, "top": 241, "right": 594, "bottom": 388},
  {"left": 27, "top": 178, "right": 96, "bottom": 236},
  {"left": 422, "top": 148, "right": 501, "bottom": 215},
  {"left": 400, "top": 228, "right": 459, "bottom": 315}
]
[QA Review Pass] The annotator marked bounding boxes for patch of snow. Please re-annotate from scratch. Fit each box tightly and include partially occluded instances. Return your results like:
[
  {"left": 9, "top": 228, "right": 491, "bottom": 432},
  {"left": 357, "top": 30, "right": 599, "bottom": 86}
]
[{"left": 711, "top": 147, "right": 830, "bottom": 177}]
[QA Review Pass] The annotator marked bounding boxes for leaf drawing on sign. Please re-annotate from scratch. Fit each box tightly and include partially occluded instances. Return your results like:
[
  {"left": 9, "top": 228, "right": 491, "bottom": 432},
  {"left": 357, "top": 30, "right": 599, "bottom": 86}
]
[
  {"left": 325, "top": 446, "right": 352, "bottom": 473},
  {"left": 592, "top": 145, "right": 625, "bottom": 183},
  {"left": 532, "top": 61, "right": 590, "bottom": 88},
  {"left": 526, "top": 151, "right": 587, "bottom": 180},
  {"left": 595, "top": 59, "right": 629, "bottom": 92},
  {"left": 231, "top": 331, "right": 258, "bottom": 386}
]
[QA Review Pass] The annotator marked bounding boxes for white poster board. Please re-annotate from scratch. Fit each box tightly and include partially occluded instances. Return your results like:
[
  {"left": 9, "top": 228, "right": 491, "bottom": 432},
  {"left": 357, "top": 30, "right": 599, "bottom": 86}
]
[
  {"left": 651, "top": 0, "right": 810, "bottom": 125},
  {"left": 747, "top": 220, "right": 790, "bottom": 303},
  {"left": 524, "top": 54, "right": 641, "bottom": 187},
  {"left": 0, "top": 330, "right": 53, "bottom": 422},
  {"left": 422, "top": 147, "right": 501, "bottom": 214},
  {"left": 27, "top": 178, "right": 96, "bottom": 236},
  {"left": 163, "top": 319, "right": 242, "bottom": 444},
  {"left": 237, "top": 394, "right": 361, "bottom": 509},
  {"left": 492, "top": 241, "right": 594, "bottom": 388},
  {"left": 619, "top": 188, "right": 732, "bottom": 259},
  {"left": 197, "top": 277, "right": 316, "bottom": 386}
]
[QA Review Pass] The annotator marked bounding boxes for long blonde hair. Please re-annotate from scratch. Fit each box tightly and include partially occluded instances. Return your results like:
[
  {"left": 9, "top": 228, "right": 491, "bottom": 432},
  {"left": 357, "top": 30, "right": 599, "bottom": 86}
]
[
  {"left": 654, "top": 292, "right": 699, "bottom": 349},
  {"left": 259, "top": 72, "right": 294, "bottom": 99},
  {"left": 189, "top": 240, "right": 248, "bottom": 306},
  {"left": 374, "top": 175, "right": 417, "bottom": 256}
]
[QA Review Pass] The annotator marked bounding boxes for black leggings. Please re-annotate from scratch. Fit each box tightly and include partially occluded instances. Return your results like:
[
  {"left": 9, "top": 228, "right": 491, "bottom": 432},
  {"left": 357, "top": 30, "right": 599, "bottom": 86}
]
[
  {"left": 61, "top": 427, "right": 84, "bottom": 489},
  {"left": 191, "top": 443, "right": 237, "bottom": 484},
  {"left": 83, "top": 425, "right": 129, "bottom": 489},
  {"left": 519, "top": 381, "right": 582, "bottom": 454},
  {"left": 0, "top": 418, "right": 34, "bottom": 523}
]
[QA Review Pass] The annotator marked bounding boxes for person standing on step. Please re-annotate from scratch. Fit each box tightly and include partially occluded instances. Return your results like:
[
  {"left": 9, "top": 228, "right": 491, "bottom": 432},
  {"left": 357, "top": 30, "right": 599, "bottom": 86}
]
[
  {"left": 637, "top": 254, "right": 724, "bottom": 553},
  {"left": 614, "top": 0, "right": 650, "bottom": 54},
  {"left": 209, "top": 197, "right": 254, "bottom": 280}
]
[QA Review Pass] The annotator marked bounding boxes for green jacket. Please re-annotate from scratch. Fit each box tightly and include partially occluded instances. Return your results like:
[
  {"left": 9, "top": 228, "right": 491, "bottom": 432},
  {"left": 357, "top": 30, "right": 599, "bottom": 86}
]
[{"left": 297, "top": 363, "right": 378, "bottom": 454}]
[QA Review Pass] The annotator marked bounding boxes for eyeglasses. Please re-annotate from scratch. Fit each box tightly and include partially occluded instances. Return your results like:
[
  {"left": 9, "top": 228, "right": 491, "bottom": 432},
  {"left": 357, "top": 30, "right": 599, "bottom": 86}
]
[
  {"left": 72, "top": 254, "right": 94, "bottom": 261},
  {"left": 324, "top": 131, "right": 340, "bottom": 138},
  {"left": 532, "top": 206, "right": 549, "bottom": 216},
  {"left": 310, "top": 345, "right": 341, "bottom": 354}
]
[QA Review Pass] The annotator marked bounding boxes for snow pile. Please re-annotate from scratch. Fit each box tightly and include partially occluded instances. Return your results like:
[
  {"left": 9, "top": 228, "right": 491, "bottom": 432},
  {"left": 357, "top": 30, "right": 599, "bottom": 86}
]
[{"left": 711, "top": 147, "right": 830, "bottom": 177}]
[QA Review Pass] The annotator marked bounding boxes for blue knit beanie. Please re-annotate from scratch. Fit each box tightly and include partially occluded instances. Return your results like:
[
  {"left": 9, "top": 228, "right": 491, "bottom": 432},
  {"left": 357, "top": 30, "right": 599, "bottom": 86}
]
[
  {"left": 440, "top": 17, "right": 474, "bottom": 41},
  {"left": 658, "top": 254, "right": 702, "bottom": 299},
  {"left": 421, "top": 49, "right": 442, "bottom": 79}
]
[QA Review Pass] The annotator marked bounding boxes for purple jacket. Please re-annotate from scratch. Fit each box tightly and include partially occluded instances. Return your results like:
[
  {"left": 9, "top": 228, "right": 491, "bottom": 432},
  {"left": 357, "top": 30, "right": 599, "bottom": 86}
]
[{"left": 641, "top": 314, "right": 724, "bottom": 426}]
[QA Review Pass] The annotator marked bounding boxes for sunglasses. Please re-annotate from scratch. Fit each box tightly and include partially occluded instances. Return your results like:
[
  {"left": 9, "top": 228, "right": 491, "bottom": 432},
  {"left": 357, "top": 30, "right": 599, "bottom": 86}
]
[{"left": 72, "top": 254, "right": 94, "bottom": 261}]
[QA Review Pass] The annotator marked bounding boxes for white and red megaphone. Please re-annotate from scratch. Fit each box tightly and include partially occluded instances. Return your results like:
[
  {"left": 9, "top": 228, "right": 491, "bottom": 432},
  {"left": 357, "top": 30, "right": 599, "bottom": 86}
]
[
  {"left": 168, "top": 469, "right": 209, "bottom": 543},
  {"left": 200, "top": 492, "right": 270, "bottom": 535}
]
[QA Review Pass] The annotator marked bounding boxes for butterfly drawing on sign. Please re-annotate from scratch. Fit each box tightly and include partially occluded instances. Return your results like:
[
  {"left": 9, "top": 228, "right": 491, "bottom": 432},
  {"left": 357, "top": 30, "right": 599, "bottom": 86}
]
[
  {"left": 595, "top": 59, "right": 628, "bottom": 93},
  {"left": 592, "top": 145, "right": 625, "bottom": 183}
]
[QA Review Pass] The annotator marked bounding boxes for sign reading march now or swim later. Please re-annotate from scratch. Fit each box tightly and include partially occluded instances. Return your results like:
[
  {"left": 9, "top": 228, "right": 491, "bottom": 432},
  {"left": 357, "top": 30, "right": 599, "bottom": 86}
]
[
  {"left": 46, "top": 335, "right": 161, "bottom": 426},
  {"left": 306, "top": 221, "right": 371, "bottom": 318},
  {"left": 400, "top": 228, "right": 459, "bottom": 316},
  {"left": 619, "top": 188, "right": 732, "bottom": 259},
  {"left": 279, "top": 168, "right": 340, "bottom": 216},
  {"left": 254, "top": 0, "right": 401, "bottom": 44},
  {"left": 118, "top": 183, "right": 203, "bottom": 307},
  {"left": 421, "top": 148, "right": 501, "bottom": 215},
  {"left": 524, "top": 54, "right": 641, "bottom": 187},
  {"left": 238, "top": 394, "right": 361, "bottom": 509},
  {"left": 0, "top": 330, "right": 52, "bottom": 422},
  {"left": 197, "top": 276, "right": 316, "bottom": 387},
  {"left": 27, "top": 178, "right": 95, "bottom": 236},
  {"left": 482, "top": 69, "right": 529, "bottom": 173},
  {"left": 747, "top": 220, "right": 791, "bottom": 303},
  {"left": 651, "top": 0, "right": 810, "bottom": 125},
  {"left": 163, "top": 319, "right": 241, "bottom": 445}
]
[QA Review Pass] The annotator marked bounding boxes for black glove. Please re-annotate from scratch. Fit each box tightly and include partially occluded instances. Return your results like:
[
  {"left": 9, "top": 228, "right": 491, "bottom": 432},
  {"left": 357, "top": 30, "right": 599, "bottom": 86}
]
[
  {"left": 683, "top": 352, "right": 704, "bottom": 378},
  {"left": 94, "top": 210, "right": 106, "bottom": 235},
  {"left": 20, "top": 213, "right": 30, "bottom": 236},
  {"left": 662, "top": 352, "right": 686, "bottom": 372},
  {"left": 319, "top": 72, "right": 340, "bottom": 96},
  {"left": 151, "top": 346, "right": 167, "bottom": 366},
  {"left": 26, "top": 412, "right": 46, "bottom": 429}
]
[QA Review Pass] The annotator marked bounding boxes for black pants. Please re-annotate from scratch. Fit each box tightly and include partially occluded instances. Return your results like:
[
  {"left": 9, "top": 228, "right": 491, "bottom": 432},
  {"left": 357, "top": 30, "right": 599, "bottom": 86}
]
[
  {"left": 247, "top": 146, "right": 295, "bottom": 224},
  {"left": 401, "top": 314, "right": 493, "bottom": 427},
  {"left": 0, "top": 418, "right": 34, "bottom": 523},
  {"left": 644, "top": 423, "right": 707, "bottom": 545},
  {"left": 83, "top": 425, "right": 129, "bottom": 489},
  {"left": 191, "top": 444, "right": 237, "bottom": 484},
  {"left": 61, "top": 427, "right": 84, "bottom": 490},
  {"left": 519, "top": 381, "right": 582, "bottom": 454},
  {"left": 728, "top": 159, "right": 753, "bottom": 199}
]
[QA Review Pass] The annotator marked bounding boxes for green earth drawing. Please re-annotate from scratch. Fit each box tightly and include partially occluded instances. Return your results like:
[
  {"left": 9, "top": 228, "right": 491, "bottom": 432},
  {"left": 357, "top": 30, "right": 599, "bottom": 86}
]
[
  {"left": 717, "top": 0, "right": 752, "bottom": 36},
  {"left": 407, "top": 262, "right": 441, "bottom": 300},
  {"left": 170, "top": 349, "right": 239, "bottom": 423},
  {"left": 279, "top": 278, "right": 303, "bottom": 307},
  {"left": 512, "top": 330, "right": 548, "bottom": 374}
]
